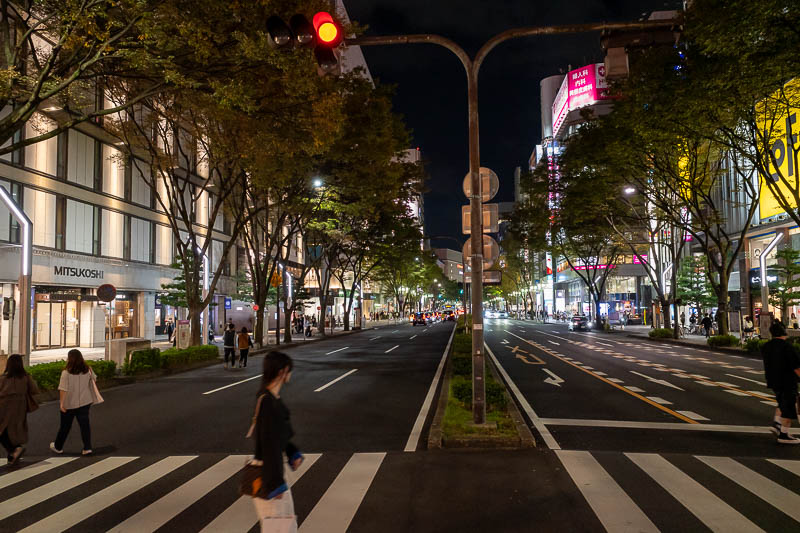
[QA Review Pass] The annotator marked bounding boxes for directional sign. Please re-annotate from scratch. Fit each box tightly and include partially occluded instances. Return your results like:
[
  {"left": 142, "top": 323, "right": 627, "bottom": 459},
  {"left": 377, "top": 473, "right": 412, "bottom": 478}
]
[
  {"left": 543, "top": 368, "right": 564, "bottom": 387},
  {"left": 462, "top": 203, "right": 499, "bottom": 234},
  {"left": 462, "top": 235, "right": 500, "bottom": 271},
  {"left": 463, "top": 167, "right": 500, "bottom": 202}
]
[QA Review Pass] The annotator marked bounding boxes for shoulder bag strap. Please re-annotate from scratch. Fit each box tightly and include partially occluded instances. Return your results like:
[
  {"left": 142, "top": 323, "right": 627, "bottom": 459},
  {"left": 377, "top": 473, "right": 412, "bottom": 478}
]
[{"left": 245, "top": 393, "right": 266, "bottom": 438}]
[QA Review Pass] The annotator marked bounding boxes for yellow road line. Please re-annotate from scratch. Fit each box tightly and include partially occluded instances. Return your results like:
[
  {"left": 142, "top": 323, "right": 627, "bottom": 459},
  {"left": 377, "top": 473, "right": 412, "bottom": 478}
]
[{"left": 505, "top": 332, "right": 698, "bottom": 425}]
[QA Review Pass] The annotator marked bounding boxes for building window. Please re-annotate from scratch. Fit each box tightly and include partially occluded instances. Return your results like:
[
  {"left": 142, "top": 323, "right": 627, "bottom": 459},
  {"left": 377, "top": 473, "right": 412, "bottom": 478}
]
[
  {"left": 92, "top": 206, "right": 101, "bottom": 255},
  {"left": 56, "top": 132, "right": 67, "bottom": 179},
  {"left": 101, "top": 209, "right": 125, "bottom": 258},
  {"left": 93, "top": 141, "right": 103, "bottom": 191},
  {"left": 65, "top": 199, "right": 96, "bottom": 254},
  {"left": 0, "top": 180, "right": 21, "bottom": 243},
  {"left": 55, "top": 196, "right": 66, "bottom": 250},
  {"left": 10, "top": 126, "right": 23, "bottom": 167},
  {"left": 123, "top": 214, "right": 131, "bottom": 260}
]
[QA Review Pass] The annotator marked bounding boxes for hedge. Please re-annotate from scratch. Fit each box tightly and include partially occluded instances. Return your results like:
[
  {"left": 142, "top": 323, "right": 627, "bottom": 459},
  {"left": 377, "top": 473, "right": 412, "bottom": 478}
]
[
  {"left": 744, "top": 338, "right": 767, "bottom": 354},
  {"left": 648, "top": 328, "right": 675, "bottom": 339},
  {"left": 124, "top": 345, "right": 219, "bottom": 374},
  {"left": 451, "top": 355, "right": 471, "bottom": 377},
  {"left": 451, "top": 374, "right": 507, "bottom": 410},
  {"left": 707, "top": 334, "right": 739, "bottom": 347},
  {"left": 452, "top": 334, "right": 471, "bottom": 356},
  {"left": 28, "top": 360, "right": 117, "bottom": 392}
]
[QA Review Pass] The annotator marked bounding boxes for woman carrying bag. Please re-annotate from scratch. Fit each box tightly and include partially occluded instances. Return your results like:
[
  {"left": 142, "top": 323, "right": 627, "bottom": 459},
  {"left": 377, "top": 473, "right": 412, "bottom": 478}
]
[
  {"left": 0, "top": 354, "right": 39, "bottom": 465},
  {"left": 240, "top": 352, "right": 303, "bottom": 533},
  {"left": 50, "top": 349, "right": 103, "bottom": 456},
  {"left": 238, "top": 327, "right": 253, "bottom": 368}
]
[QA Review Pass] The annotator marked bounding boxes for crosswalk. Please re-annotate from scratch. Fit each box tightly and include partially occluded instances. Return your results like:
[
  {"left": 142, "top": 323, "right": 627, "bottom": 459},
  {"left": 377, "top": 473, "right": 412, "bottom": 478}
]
[
  {"left": 0, "top": 452, "right": 384, "bottom": 533},
  {"left": 558, "top": 450, "right": 800, "bottom": 532}
]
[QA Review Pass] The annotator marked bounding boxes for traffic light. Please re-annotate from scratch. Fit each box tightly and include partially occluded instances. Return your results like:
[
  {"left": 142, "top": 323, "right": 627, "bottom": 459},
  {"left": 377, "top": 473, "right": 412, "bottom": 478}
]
[{"left": 266, "top": 12, "right": 343, "bottom": 74}]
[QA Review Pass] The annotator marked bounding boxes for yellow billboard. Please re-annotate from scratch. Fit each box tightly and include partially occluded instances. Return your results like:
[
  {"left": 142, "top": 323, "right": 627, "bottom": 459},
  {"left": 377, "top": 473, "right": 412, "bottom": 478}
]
[{"left": 759, "top": 79, "right": 800, "bottom": 219}]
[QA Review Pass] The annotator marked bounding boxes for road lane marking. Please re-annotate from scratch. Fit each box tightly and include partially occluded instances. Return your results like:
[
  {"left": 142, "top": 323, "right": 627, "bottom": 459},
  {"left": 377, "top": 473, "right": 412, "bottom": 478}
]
[
  {"left": 597, "top": 342, "right": 613, "bottom": 347},
  {"left": 21, "top": 456, "right": 196, "bottom": 533},
  {"left": 646, "top": 396, "right": 672, "bottom": 405},
  {"left": 369, "top": 336, "right": 381, "bottom": 341},
  {"left": 314, "top": 369, "right": 358, "bottom": 392},
  {"left": 326, "top": 346, "right": 349, "bottom": 355},
  {"left": 724, "top": 390, "right": 750, "bottom": 396},
  {"left": 504, "top": 331, "right": 698, "bottom": 425},
  {"left": 385, "top": 345, "right": 399, "bottom": 353},
  {"left": 203, "top": 374, "right": 261, "bottom": 395},
  {"left": 698, "top": 456, "right": 800, "bottom": 523},
  {"left": 485, "top": 343, "right": 560, "bottom": 450},
  {"left": 768, "top": 458, "right": 800, "bottom": 476},
  {"left": 676, "top": 410, "right": 710, "bottom": 421},
  {"left": 0, "top": 457, "right": 77, "bottom": 490},
  {"left": 541, "top": 418, "right": 800, "bottom": 434},
  {"left": 201, "top": 454, "right": 321, "bottom": 533},
  {"left": 547, "top": 340, "right": 560, "bottom": 346},
  {"left": 624, "top": 386, "right": 645, "bottom": 393},
  {"left": 630, "top": 371, "right": 684, "bottom": 391},
  {"left": 543, "top": 369, "right": 564, "bottom": 387},
  {"left": 405, "top": 325, "right": 455, "bottom": 452},
  {"left": 0, "top": 457, "right": 137, "bottom": 520},
  {"left": 626, "top": 453, "right": 763, "bottom": 533},
  {"left": 108, "top": 455, "right": 248, "bottom": 532},
  {"left": 392, "top": 329, "right": 399, "bottom": 333},
  {"left": 410, "top": 335, "right": 417, "bottom": 339},
  {"left": 556, "top": 450, "right": 658, "bottom": 533},
  {"left": 299, "top": 453, "right": 385, "bottom": 533},
  {"left": 725, "top": 373, "right": 766, "bottom": 387},
  {"left": 607, "top": 378, "right": 624, "bottom": 383}
]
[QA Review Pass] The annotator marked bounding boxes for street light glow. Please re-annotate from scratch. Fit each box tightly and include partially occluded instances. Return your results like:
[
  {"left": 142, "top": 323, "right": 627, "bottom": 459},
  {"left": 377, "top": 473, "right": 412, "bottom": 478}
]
[
  {"left": 624, "top": 186, "right": 636, "bottom": 195},
  {"left": 313, "top": 178, "right": 323, "bottom": 188}
]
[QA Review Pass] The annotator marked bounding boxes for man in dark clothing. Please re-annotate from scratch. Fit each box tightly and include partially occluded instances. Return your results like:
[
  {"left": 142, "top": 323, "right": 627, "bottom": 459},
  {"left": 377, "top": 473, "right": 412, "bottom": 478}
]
[
  {"left": 701, "top": 313, "right": 713, "bottom": 337},
  {"left": 223, "top": 323, "right": 237, "bottom": 369},
  {"left": 762, "top": 321, "right": 800, "bottom": 444}
]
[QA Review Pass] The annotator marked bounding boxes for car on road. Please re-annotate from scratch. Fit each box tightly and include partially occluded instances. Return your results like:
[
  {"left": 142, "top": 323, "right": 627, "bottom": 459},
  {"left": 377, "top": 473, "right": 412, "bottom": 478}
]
[
  {"left": 569, "top": 315, "right": 591, "bottom": 331},
  {"left": 412, "top": 312, "right": 427, "bottom": 326},
  {"left": 497, "top": 310, "right": 509, "bottom": 319},
  {"left": 484, "top": 309, "right": 497, "bottom": 319},
  {"left": 443, "top": 310, "right": 456, "bottom": 321}
]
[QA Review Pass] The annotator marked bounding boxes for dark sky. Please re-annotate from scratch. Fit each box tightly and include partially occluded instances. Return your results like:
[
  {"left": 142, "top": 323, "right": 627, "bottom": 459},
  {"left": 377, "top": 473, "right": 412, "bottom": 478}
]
[{"left": 344, "top": 0, "right": 680, "bottom": 249}]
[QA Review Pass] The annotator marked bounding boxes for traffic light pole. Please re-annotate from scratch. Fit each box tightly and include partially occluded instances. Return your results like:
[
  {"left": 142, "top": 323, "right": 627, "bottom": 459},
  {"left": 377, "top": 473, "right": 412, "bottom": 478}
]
[{"left": 347, "top": 17, "right": 679, "bottom": 425}]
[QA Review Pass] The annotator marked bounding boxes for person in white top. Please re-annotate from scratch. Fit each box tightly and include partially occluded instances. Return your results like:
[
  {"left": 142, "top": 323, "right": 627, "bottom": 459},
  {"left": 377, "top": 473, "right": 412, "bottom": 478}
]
[{"left": 50, "top": 349, "right": 98, "bottom": 455}]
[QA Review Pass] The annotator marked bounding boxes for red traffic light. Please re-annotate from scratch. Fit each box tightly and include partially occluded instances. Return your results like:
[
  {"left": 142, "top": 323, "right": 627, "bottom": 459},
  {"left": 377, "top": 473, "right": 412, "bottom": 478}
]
[{"left": 312, "top": 11, "right": 341, "bottom": 46}]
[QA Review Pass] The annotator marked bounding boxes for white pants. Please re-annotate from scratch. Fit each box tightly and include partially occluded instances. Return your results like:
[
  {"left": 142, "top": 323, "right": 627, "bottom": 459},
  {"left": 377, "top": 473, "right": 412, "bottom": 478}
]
[{"left": 253, "top": 489, "right": 297, "bottom": 533}]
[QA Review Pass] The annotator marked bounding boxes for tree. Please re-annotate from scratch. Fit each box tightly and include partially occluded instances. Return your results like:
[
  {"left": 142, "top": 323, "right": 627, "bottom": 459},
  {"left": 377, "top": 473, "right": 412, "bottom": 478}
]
[
  {"left": 769, "top": 248, "right": 800, "bottom": 324},
  {"left": 675, "top": 255, "right": 716, "bottom": 315}
]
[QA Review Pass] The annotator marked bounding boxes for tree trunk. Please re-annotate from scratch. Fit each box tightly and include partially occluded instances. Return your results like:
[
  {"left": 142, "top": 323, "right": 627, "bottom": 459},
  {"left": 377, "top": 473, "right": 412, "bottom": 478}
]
[
  {"left": 319, "top": 290, "right": 328, "bottom": 337},
  {"left": 717, "top": 296, "right": 729, "bottom": 336},
  {"left": 189, "top": 311, "right": 201, "bottom": 346},
  {"left": 594, "top": 296, "right": 603, "bottom": 330},
  {"left": 659, "top": 296, "right": 671, "bottom": 330},
  {"left": 255, "top": 305, "right": 265, "bottom": 347},
  {"left": 275, "top": 285, "right": 281, "bottom": 345}
]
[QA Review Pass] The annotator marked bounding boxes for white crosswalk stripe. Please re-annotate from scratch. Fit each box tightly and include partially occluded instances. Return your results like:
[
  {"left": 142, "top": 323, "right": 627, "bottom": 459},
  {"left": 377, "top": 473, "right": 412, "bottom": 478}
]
[
  {"left": 558, "top": 451, "right": 800, "bottom": 532},
  {"left": 0, "top": 452, "right": 385, "bottom": 532}
]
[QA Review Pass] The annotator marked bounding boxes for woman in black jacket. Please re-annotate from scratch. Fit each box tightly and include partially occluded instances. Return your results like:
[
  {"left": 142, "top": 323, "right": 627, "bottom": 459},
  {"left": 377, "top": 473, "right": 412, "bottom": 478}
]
[{"left": 251, "top": 352, "right": 303, "bottom": 531}]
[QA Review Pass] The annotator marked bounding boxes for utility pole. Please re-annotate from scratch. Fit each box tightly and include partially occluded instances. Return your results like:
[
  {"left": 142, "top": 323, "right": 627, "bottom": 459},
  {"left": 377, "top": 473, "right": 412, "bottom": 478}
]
[{"left": 348, "top": 16, "right": 681, "bottom": 424}]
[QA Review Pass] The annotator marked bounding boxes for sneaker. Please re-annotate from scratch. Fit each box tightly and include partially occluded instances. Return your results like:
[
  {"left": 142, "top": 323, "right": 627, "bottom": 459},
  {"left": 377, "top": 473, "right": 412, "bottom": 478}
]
[
  {"left": 81, "top": 449, "right": 92, "bottom": 456},
  {"left": 49, "top": 442, "right": 63, "bottom": 454},
  {"left": 777, "top": 433, "right": 800, "bottom": 444},
  {"left": 771, "top": 422, "right": 782, "bottom": 436},
  {"left": 9, "top": 446, "right": 24, "bottom": 465}
]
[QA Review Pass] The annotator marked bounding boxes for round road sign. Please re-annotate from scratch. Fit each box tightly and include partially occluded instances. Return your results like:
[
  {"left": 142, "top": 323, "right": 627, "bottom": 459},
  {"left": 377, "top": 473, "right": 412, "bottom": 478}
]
[
  {"left": 463, "top": 167, "right": 500, "bottom": 202},
  {"left": 462, "top": 235, "right": 500, "bottom": 270},
  {"left": 96, "top": 284, "right": 117, "bottom": 303}
]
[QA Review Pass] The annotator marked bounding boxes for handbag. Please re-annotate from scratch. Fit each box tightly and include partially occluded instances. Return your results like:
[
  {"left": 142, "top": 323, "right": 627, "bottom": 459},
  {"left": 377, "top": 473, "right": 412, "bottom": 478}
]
[
  {"left": 240, "top": 394, "right": 266, "bottom": 497},
  {"left": 90, "top": 373, "right": 105, "bottom": 405}
]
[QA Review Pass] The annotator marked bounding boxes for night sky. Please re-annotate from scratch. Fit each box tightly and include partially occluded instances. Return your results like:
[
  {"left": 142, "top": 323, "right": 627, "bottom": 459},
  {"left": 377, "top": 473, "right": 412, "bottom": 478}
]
[{"left": 344, "top": 0, "right": 681, "bottom": 249}]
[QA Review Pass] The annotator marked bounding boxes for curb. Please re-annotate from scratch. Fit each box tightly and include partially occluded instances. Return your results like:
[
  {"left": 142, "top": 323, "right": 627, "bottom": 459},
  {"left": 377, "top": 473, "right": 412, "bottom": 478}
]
[
  {"left": 486, "top": 354, "right": 536, "bottom": 448},
  {"left": 427, "top": 332, "right": 453, "bottom": 450},
  {"left": 626, "top": 334, "right": 760, "bottom": 359}
]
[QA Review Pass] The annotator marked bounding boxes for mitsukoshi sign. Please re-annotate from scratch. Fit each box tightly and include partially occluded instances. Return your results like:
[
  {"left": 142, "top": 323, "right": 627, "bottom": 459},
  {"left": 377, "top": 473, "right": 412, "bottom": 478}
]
[{"left": 551, "top": 63, "right": 611, "bottom": 137}]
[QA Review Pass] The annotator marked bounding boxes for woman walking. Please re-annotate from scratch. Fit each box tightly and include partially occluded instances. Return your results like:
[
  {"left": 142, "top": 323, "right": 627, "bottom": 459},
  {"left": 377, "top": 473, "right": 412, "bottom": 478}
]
[
  {"left": 50, "top": 349, "right": 99, "bottom": 455},
  {"left": 245, "top": 352, "right": 303, "bottom": 532},
  {"left": 238, "top": 327, "right": 253, "bottom": 368},
  {"left": 0, "top": 354, "right": 39, "bottom": 465}
]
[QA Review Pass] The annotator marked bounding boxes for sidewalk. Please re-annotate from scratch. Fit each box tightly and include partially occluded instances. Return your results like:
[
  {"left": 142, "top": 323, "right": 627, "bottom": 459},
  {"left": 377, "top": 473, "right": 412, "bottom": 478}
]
[{"left": 28, "top": 318, "right": 406, "bottom": 365}]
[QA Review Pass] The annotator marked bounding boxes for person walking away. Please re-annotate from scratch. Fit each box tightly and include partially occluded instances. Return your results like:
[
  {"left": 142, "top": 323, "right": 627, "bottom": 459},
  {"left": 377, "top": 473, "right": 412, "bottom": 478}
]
[
  {"left": 0, "top": 354, "right": 39, "bottom": 465},
  {"left": 51, "top": 349, "right": 101, "bottom": 455},
  {"left": 701, "top": 313, "right": 713, "bottom": 338},
  {"left": 761, "top": 321, "right": 800, "bottom": 444},
  {"left": 166, "top": 319, "right": 175, "bottom": 347},
  {"left": 243, "top": 352, "right": 304, "bottom": 532},
  {"left": 238, "top": 327, "right": 253, "bottom": 368},
  {"left": 223, "top": 323, "right": 237, "bottom": 369},
  {"left": 792, "top": 313, "right": 799, "bottom": 330}
]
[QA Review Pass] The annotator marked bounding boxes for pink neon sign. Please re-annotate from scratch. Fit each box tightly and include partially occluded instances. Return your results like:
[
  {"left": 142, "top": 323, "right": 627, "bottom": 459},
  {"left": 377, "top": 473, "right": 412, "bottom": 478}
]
[{"left": 552, "top": 63, "right": 611, "bottom": 136}]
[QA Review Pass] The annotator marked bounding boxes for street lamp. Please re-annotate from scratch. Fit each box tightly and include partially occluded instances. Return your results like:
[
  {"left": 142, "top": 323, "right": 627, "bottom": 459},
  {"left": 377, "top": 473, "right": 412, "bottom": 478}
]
[
  {"left": 313, "top": 178, "right": 323, "bottom": 188},
  {"left": 624, "top": 186, "right": 636, "bottom": 195}
]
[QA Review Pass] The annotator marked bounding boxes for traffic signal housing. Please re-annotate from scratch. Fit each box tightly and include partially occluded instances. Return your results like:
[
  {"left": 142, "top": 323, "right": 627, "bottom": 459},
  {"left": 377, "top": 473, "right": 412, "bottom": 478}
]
[{"left": 266, "top": 12, "right": 343, "bottom": 74}]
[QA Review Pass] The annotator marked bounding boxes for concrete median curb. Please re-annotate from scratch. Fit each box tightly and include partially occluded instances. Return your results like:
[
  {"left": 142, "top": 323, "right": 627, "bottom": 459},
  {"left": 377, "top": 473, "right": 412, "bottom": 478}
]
[{"left": 626, "top": 333, "right": 760, "bottom": 359}]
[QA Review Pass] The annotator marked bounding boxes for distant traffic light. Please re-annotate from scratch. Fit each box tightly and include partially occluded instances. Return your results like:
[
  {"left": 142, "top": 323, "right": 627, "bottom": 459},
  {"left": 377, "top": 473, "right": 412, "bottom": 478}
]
[{"left": 266, "top": 12, "right": 343, "bottom": 73}]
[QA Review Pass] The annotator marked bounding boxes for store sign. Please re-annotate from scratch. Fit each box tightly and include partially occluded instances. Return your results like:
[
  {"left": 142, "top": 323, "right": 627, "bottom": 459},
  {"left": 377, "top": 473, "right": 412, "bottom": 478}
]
[
  {"left": 53, "top": 265, "right": 104, "bottom": 280},
  {"left": 225, "top": 297, "right": 232, "bottom": 310},
  {"left": 749, "top": 268, "right": 779, "bottom": 290},
  {"left": 552, "top": 63, "right": 611, "bottom": 136}
]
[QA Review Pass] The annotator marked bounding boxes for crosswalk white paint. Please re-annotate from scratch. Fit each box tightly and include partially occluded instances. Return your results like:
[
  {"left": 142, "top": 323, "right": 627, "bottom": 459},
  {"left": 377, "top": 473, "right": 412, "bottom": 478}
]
[
  {"left": 0, "top": 457, "right": 136, "bottom": 520},
  {"left": 108, "top": 455, "right": 248, "bottom": 532},
  {"left": 556, "top": 450, "right": 658, "bottom": 533},
  {"left": 626, "top": 453, "right": 764, "bottom": 533},
  {"left": 0, "top": 457, "right": 76, "bottom": 490},
  {"left": 676, "top": 410, "right": 710, "bottom": 421},
  {"left": 199, "top": 454, "right": 321, "bottom": 533},
  {"left": 19, "top": 456, "right": 196, "bottom": 533},
  {"left": 698, "top": 456, "right": 800, "bottom": 523},
  {"left": 299, "top": 452, "right": 385, "bottom": 533}
]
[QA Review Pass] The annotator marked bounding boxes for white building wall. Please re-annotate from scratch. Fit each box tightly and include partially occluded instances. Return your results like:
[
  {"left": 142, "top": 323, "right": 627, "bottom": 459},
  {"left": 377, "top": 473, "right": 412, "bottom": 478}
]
[
  {"left": 130, "top": 217, "right": 151, "bottom": 262},
  {"left": 65, "top": 199, "right": 94, "bottom": 253},
  {"left": 24, "top": 188, "right": 55, "bottom": 247},
  {"left": 101, "top": 209, "right": 124, "bottom": 258},
  {"left": 102, "top": 144, "right": 125, "bottom": 198},
  {"left": 24, "top": 117, "right": 59, "bottom": 176},
  {"left": 67, "top": 130, "right": 94, "bottom": 188}
]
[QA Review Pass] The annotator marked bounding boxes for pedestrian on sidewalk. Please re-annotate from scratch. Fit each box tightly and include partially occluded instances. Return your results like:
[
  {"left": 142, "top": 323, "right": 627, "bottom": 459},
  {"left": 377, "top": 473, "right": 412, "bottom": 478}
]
[
  {"left": 238, "top": 327, "right": 253, "bottom": 368},
  {"left": 223, "top": 323, "right": 237, "bottom": 369},
  {"left": 701, "top": 313, "right": 712, "bottom": 337},
  {"left": 761, "top": 321, "right": 800, "bottom": 444},
  {"left": 792, "top": 313, "right": 799, "bottom": 330},
  {"left": 51, "top": 349, "right": 100, "bottom": 456},
  {"left": 166, "top": 319, "right": 176, "bottom": 347},
  {"left": 0, "top": 354, "right": 39, "bottom": 465},
  {"left": 244, "top": 352, "right": 304, "bottom": 532}
]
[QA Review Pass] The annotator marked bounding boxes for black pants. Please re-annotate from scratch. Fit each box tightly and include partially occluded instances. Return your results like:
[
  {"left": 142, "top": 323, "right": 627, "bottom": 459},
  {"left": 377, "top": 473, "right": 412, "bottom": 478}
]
[
  {"left": 0, "top": 428, "right": 16, "bottom": 455},
  {"left": 54, "top": 404, "right": 91, "bottom": 451},
  {"left": 224, "top": 347, "right": 236, "bottom": 365},
  {"left": 239, "top": 349, "right": 249, "bottom": 367}
]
